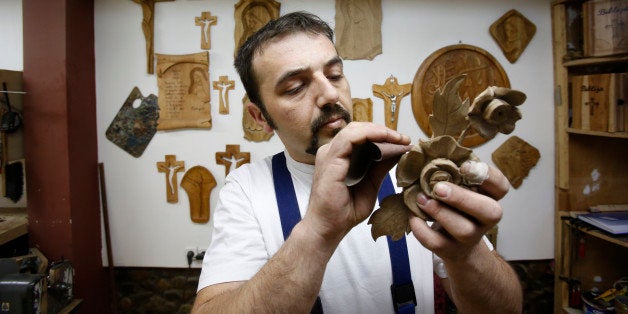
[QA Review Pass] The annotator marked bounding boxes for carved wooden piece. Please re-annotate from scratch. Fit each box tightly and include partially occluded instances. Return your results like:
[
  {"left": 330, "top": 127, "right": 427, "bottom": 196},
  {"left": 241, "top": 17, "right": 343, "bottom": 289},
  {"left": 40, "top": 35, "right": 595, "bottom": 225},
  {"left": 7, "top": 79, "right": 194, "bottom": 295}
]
[
  {"left": 156, "top": 52, "right": 211, "bottom": 130},
  {"left": 195, "top": 11, "right": 218, "bottom": 50},
  {"left": 352, "top": 98, "right": 373, "bottom": 122},
  {"left": 490, "top": 9, "right": 536, "bottom": 63},
  {"left": 411, "top": 44, "right": 510, "bottom": 147},
  {"left": 157, "top": 155, "right": 185, "bottom": 203},
  {"left": 242, "top": 95, "right": 274, "bottom": 142},
  {"left": 181, "top": 166, "right": 216, "bottom": 223},
  {"left": 234, "top": 0, "right": 280, "bottom": 56},
  {"left": 491, "top": 136, "right": 540, "bottom": 189},
  {"left": 335, "top": 0, "right": 382, "bottom": 60},
  {"left": 215, "top": 145, "right": 250, "bottom": 176},
  {"left": 213, "top": 75, "right": 235, "bottom": 114},
  {"left": 372, "top": 76, "right": 411, "bottom": 130},
  {"left": 105, "top": 87, "right": 159, "bottom": 157},
  {"left": 131, "top": 0, "right": 174, "bottom": 74}
]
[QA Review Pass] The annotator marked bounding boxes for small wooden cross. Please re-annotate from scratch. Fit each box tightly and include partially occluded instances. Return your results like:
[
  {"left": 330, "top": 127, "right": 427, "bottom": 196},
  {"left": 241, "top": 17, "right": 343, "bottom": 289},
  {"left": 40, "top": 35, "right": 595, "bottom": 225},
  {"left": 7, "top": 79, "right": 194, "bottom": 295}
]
[
  {"left": 156, "top": 154, "right": 185, "bottom": 203},
  {"left": 131, "top": 0, "right": 175, "bottom": 74},
  {"left": 213, "top": 75, "right": 235, "bottom": 114},
  {"left": 195, "top": 11, "right": 218, "bottom": 50},
  {"left": 215, "top": 145, "right": 250, "bottom": 176},
  {"left": 372, "top": 75, "right": 412, "bottom": 130},
  {"left": 585, "top": 97, "right": 599, "bottom": 116}
]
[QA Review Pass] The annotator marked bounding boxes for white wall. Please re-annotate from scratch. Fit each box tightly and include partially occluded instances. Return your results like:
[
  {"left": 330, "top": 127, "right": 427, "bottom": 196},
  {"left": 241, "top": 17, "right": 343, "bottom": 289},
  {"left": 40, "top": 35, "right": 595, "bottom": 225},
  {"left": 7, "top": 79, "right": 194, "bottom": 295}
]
[
  {"left": 0, "top": 1, "right": 23, "bottom": 71},
  {"left": 4, "top": 0, "right": 555, "bottom": 267}
]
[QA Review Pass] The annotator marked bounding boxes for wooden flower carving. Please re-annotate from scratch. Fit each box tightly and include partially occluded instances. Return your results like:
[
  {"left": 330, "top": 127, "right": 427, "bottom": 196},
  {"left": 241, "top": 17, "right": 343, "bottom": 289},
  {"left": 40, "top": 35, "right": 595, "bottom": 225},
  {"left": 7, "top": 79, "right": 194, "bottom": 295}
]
[
  {"left": 368, "top": 74, "right": 526, "bottom": 241},
  {"left": 468, "top": 86, "right": 527, "bottom": 139}
]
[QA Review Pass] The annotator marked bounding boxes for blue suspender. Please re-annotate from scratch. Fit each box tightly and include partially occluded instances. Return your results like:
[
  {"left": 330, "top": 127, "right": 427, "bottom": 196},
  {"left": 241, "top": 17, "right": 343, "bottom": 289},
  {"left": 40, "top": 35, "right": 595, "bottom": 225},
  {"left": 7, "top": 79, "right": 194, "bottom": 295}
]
[{"left": 272, "top": 152, "right": 416, "bottom": 313}]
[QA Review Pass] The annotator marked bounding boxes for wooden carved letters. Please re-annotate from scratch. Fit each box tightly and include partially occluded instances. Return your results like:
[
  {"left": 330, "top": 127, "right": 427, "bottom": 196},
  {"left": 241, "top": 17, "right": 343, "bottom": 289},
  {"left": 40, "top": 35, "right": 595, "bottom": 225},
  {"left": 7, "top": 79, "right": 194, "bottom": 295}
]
[
  {"left": 213, "top": 75, "right": 235, "bottom": 114},
  {"left": 157, "top": 155, "right": 185, "bottom": 203}
]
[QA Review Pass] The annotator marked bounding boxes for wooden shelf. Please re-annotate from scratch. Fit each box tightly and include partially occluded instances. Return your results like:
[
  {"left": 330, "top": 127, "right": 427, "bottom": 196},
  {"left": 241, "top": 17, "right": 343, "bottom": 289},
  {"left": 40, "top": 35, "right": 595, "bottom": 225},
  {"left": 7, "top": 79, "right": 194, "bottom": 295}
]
[
  {"left": 563, "top": 54, "right": 628, "bottom": 68},
  {"left": 566, "top": 128, "right": 628, "bottom": 139},
  {"left": 0, "top": 208, "right": 27, "bottom": 245},
  {"left": 561, "top": 212, "right": 628, "bottom": 249}
]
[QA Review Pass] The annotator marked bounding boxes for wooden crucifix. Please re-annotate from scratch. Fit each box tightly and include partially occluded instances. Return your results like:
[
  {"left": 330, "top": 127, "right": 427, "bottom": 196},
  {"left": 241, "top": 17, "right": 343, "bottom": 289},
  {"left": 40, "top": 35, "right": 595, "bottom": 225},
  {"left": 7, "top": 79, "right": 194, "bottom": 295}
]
[
  {"left": 131, "top": 0, "right": 175, "bottom": 74},
  {"left": 215, "top": 145, "right": 250, "bottom": 176},
  {"left": 372, "top": 75, "right": 411, "bottom": 130},
  {"left": 213, "top": 75, "right": 235, "bottom": 114},
  {"left": 195, "top": 11, "right": 218, "bottom": 50},
  {"left": 156, "top": 154, "right": 185, "bottom": 203}
]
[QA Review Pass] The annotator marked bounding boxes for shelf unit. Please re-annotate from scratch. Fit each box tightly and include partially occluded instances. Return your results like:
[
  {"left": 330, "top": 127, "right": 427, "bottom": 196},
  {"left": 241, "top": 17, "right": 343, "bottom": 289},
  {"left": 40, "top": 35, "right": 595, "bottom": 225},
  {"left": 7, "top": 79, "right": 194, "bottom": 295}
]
[{"left": 551, "top": 1, "right": 628, "bottom": 313}]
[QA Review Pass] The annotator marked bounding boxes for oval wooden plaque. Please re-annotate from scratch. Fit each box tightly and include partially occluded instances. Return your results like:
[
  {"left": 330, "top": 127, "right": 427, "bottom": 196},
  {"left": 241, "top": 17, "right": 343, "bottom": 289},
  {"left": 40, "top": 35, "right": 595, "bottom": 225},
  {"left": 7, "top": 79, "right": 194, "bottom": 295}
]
[{"left": 411, "top": 44, "right": 510, "bottom": 147}]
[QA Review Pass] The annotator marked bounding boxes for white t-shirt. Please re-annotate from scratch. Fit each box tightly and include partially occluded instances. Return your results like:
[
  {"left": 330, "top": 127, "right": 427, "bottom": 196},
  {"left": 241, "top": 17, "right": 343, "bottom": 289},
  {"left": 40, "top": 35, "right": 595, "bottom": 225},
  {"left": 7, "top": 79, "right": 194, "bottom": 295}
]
[{"left": 198, "top": 152, "right": 457, "bottom": 313}]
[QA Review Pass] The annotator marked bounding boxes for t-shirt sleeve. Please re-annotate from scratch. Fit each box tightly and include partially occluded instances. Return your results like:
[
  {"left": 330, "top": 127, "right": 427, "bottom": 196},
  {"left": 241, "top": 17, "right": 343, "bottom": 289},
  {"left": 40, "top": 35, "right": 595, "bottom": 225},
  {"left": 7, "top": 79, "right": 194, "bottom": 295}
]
[{"left": 197, "top": 172, "right": 269, "bottom": 292}]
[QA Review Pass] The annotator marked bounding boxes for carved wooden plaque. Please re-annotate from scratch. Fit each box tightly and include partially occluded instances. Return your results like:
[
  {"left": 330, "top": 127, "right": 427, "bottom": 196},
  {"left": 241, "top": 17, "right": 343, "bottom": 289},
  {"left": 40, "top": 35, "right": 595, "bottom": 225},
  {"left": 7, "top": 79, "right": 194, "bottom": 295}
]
[
  {"left": 181, "top": 166, "right": 216, "bottom": 223},
  {"left": 411, "top": 44, "right": 510, "bottom": 147},
  {"left": 131, "top": 0, "right": 175, "bottom": 74},
  {"left": 352, "top": 98, "right": 373, "bottom": 122},
  {"left": 156, "top": 52, "right": 212, "bottom": 130},
  {"left": 242, "top": 95, "right": 274, "bottom": 142},
  {"left": 105, "top": 87, "right": 159, "bottom": 157},
  {"left": 196, "top": 11, "right": 218, "bottom": 50},
  {"left": 216, "top": 144, "right": 251, "bottom": 176},
  {"left": 335, "top": 0, "right": 382, "bottom": 60},
  {"left": 373, "top": 76, "right": 411, "bottom": 130},
  {"left": 234, "top": 0, "right": 280, "bottom": 56},
  {"left": 491, "top": 136, "right": 540, "bottom": 189},
  {"left": 490, "top": 9, "right": 536, "bottom": 63},
  {"left": 157, "top": 155, "right": 185, "bottom": 203}
]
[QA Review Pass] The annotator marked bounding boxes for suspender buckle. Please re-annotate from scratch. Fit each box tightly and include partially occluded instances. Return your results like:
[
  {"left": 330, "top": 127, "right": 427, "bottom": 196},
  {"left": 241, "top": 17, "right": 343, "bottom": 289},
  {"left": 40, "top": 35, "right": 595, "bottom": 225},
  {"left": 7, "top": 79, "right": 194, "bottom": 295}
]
[{"left": 390, "top": 282, "right": 417, "bottom": 312}]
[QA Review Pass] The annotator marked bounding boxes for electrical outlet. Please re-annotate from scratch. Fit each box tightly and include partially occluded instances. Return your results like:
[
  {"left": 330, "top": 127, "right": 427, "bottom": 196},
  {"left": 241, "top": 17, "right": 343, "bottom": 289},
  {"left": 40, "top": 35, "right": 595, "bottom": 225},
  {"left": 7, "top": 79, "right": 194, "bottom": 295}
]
[{"left": 185, "top": 246, "right": 203, "bottom": 268}]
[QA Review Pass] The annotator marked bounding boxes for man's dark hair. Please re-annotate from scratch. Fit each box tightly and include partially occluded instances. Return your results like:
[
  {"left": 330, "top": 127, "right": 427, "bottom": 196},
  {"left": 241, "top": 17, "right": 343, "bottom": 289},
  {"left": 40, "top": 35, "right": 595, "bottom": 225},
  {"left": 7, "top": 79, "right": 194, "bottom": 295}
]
[{"left": 234, "top": 11, "right": 334, "bottom": 128}]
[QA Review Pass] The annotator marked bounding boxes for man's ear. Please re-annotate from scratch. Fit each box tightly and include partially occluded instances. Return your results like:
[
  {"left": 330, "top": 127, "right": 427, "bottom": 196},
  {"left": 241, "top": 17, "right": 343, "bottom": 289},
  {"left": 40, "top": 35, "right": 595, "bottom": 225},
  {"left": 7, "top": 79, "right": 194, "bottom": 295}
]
[{"left": 246, "top": 102, "right": 274, "bottom": 133}]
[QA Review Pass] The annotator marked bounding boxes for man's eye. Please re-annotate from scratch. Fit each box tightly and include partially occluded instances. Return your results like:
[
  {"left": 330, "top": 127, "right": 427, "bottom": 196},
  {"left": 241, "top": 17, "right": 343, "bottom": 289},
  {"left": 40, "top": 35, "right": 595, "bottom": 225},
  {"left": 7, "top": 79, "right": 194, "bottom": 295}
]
[
  {"left": 285, "top": 84, "right": 304, "bottom": 95},
  {"left": 328, "top": 74, "right": 344, "bottom": 81}
]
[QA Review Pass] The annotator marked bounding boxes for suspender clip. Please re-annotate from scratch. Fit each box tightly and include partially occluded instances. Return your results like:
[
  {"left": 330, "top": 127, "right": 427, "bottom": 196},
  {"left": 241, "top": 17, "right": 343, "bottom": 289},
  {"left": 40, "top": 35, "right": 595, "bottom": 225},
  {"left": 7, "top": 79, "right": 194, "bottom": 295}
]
[{"left": 390, "top": 282, "right": 417, "bottom": 312}]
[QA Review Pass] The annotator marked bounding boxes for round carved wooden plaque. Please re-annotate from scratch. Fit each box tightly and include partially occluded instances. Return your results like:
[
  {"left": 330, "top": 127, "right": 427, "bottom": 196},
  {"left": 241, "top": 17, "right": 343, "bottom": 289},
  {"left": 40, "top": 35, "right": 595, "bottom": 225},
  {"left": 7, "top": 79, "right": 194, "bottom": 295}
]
[{"left": 411, "top": 44, "right": 510, "bottom": 147}]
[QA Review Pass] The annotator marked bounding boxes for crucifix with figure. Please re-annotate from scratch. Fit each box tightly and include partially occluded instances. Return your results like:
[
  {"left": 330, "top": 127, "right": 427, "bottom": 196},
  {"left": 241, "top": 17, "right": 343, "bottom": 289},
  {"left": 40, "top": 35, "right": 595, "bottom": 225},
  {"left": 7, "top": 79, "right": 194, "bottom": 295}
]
[
  {"left": 195, "top": 11, "right": 218, "bottom": 50},
  {"left": 213, "top": 75, "right": 235, "bottom": 114},
  {"left": 157, "top": 154, "right": 185, "bottom": 203},
  {"left": 372, "top": 75, "right": 412, "bottom": 130},
  {"left": 216, "top": 145, "right": 250, "bottom": 176},
  {"left": 131, "top": 0, "right": 174, "bottom": 74}
]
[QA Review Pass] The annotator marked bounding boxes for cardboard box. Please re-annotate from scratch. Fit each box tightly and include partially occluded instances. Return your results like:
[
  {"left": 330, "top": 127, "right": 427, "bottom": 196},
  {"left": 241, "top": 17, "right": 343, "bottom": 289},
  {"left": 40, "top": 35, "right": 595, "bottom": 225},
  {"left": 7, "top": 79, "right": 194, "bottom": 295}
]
[
  {"left": 571, "top": 73, "right": 627, "bottom": 132},
  {"left": 583, "top": 0, "right": 628, "bottom": 57}
]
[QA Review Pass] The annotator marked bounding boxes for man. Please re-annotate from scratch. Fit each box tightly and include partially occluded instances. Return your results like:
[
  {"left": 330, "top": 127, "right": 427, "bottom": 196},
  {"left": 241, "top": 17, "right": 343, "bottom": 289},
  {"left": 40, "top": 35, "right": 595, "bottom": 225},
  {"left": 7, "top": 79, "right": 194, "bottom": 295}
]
[{"left": 193, "top": 12, "right": 522, "bottom": 313}]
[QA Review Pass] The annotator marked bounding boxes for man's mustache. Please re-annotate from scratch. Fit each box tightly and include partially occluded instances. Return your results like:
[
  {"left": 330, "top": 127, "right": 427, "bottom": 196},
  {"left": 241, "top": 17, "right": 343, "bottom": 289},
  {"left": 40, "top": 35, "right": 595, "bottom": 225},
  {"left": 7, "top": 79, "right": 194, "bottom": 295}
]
[{"left": 305, "top": 104, "right": 352, "bottom": 155}]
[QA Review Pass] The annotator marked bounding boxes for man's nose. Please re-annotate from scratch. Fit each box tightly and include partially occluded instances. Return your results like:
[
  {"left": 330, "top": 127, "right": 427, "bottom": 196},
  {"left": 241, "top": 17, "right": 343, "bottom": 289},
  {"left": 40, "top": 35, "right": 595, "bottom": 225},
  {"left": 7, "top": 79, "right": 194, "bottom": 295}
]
[{"left": 314, "top": 74, "right": 340, "bottom": 108}]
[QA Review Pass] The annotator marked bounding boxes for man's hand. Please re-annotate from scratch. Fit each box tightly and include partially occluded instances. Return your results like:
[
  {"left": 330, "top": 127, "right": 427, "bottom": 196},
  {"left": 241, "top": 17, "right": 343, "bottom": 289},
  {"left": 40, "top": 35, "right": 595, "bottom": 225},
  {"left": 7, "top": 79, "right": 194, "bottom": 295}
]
[
  {"left": 303, "top": 122, "right": 411, "bottom": 242},
  {"left": 408, "top": 164, "right": 509, "bottom": 260}
]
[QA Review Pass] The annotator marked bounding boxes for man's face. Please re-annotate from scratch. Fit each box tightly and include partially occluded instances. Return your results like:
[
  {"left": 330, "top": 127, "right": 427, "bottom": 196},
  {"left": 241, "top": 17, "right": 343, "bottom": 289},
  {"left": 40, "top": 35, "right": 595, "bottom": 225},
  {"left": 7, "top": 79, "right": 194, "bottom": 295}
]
[{"left": 252, "top": 32, "right": 352, "bottom": 164}]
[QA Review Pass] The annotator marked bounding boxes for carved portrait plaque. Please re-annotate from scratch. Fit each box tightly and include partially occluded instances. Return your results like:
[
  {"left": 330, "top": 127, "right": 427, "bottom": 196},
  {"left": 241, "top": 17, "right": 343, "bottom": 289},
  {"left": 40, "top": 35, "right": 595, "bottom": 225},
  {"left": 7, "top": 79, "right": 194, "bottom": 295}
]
[
  {"left": 242, "top": 95, "right": 274, "bottom": 142},
  {"left": 491, "top": 136, "right": 540, "bottom": 189},
  {"left": 181, "top": 166, "right": 216, "bottom": 223},
  {"left": 352, "top": 98, "right": 373, "bottom": 122},
  {"left": 411, "top": 44, "right": 510, "bottom": 147},
  {"left": 335, "top": 0, "right": 382, "bottom": 60},
  {"left": 234, "top": 0, "right": 280, "bottom": 57},
  {"left": 490, "top": 9, "right": 536, "bottom": 63},
  {"left": 156, "top": 52, "right": 212, "bottom": 130}
]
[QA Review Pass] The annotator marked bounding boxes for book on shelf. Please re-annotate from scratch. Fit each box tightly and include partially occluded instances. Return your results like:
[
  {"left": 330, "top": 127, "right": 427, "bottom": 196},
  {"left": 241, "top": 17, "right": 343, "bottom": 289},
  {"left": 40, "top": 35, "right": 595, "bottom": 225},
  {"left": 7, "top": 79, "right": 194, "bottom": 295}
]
[
  {"left": 577, "top": 211, "right": 628, "bottom": 235},
  {"left": 571, "top": 72, "right": 628, "bottom": 132},
  {"left": 583, "top": 0, "right": 628, "bottom": 57}
]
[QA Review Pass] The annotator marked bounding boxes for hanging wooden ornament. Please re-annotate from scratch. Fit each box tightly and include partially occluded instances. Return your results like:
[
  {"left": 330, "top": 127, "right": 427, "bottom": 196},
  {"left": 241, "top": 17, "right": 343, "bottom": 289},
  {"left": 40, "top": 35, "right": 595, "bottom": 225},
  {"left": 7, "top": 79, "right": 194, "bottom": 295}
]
[
  {"left": 492, "top": 136, "right": 540, "bottom": 189},
  {"left": 181, "top": 166, "right": 216, "bottom": 223},
  {"left": 352, "top": 98, "right": 373, "bottom": 122},
  {"left": 130, "top": 0, "right": 174, "bottom": 74},
  {"left": 234, "top": 0, "right": 280, "bottom": 57},
  {"left": 215, "top": 144, "right": 250, "bottom": 176},
  {"left": 372, "top": 75, "right": 411, "bottom": 130},
  {"left": 195, "top": 11, "right": 218, "bottom": 50},
  {"left": 213, "top": 75, "right": 235, "bottom": 114},
  {"left": 335, "top": 0, "right": 383, "bottom": 60},
  {"left": 490, "top": 9, "right": 536, "bottom": 63},
  {"left": 156, "top": 155, "right": 185, "bottom": 203}
]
